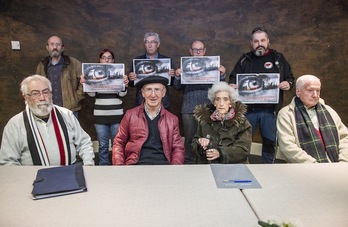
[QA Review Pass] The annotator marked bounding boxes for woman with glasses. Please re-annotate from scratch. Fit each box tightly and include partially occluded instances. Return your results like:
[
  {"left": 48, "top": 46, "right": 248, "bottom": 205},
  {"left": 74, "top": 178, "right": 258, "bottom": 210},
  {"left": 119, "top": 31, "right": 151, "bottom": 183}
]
[
  {"left": 192, "top": 82, "right": 252, "bottom": 164},
  {"left": 81, "top": 49, "right": 128, "bottom": 165}
]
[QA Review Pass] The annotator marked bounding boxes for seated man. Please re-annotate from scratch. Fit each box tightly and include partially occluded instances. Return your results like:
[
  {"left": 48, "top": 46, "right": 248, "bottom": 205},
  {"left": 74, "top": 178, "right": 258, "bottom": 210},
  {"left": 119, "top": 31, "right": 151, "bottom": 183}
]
[
  {"left": 0, "top": 75, "right": 95, "bottom": 166},
  {"left": 112, "top": 75, "right": 184, "bottom": 165},
  {"left": 277, "top": 74, "right": 348, "bottom": 163}
]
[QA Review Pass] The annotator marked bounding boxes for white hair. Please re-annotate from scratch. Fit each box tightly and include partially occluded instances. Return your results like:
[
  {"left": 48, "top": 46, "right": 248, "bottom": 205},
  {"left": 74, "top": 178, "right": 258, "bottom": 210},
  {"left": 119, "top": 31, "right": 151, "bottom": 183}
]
[
  {"left": 208, "top": 82, "right": 239, "bottom": 103},
  {"left": 296, "top": 75, "right": 321, "bottom": 90}
]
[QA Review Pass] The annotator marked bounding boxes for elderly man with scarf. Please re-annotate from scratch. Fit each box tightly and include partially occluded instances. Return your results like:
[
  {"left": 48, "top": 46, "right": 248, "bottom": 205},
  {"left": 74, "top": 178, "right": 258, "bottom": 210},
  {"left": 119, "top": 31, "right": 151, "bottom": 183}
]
[
  {"left": 277, "top": 75, "right": 348, "bottom": 163},
  {"left": 0, "top": 75, "right": 94, "bottom": 166}
]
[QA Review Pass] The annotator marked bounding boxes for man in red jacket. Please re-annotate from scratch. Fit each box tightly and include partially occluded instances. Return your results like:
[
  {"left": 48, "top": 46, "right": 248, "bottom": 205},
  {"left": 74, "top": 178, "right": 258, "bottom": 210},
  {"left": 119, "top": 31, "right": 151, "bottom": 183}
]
[{"left": 112, "top": 76, "right": 184, "bottom": 165}]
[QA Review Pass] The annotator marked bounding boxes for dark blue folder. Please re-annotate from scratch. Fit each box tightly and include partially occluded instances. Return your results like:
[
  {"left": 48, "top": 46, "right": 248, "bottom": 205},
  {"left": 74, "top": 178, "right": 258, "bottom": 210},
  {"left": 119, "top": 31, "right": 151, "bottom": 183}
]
[{"left": 32, "top": 163, "right": 87, "bottom": 200}]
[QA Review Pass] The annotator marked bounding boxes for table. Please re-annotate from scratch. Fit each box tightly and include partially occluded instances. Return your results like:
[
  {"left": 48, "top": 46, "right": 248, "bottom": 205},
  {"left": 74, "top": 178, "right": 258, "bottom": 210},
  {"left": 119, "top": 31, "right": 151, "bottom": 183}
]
[
  {"left": 0, "top": 165, "right": 258, "bottom": 227},
  {"left": 244, "top": 163, "right": 348, "bottom": 227}
]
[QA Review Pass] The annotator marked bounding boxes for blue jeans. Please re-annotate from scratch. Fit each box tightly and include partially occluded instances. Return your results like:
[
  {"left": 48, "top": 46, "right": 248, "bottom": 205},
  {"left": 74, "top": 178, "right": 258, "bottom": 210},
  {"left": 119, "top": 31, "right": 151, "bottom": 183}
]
[
  {"left": 182, "top": 113, "right": 198, "bottom": 164},
  {"left": 95, "top": 124, "right": 119, "bottom": 165},
  {"left": 73, "top": 111, "right": 78, "bottom": 119},
  {"left": 246, "top": 109, "right": 276, "bottom": 163}
]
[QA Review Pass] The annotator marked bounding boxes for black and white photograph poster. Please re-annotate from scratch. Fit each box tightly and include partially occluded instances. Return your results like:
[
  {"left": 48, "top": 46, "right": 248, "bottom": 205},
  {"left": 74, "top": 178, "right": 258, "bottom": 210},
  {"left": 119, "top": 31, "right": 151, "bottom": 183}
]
[
  {"left": 133, "top": 58, "right": 171, "bottom": 85},
  {"left": 180, "top": 56, "right": 220, "bottom": 84},
  {"left": 82, "top": 63, "right": 125, "bottom": 92},
  {"left": 236, "top": 73, "right": 280, "bottom": 104}
]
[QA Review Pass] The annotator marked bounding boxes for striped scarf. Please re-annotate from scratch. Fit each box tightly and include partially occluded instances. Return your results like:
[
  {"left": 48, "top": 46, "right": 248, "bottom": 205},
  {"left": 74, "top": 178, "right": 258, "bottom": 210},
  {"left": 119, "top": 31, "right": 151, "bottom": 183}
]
[
  {"left": 294, "top": 97, "right": 339, "bottom": 162},
  {"left": 23, "top": 105, "right": 71, "bottom": 165}
]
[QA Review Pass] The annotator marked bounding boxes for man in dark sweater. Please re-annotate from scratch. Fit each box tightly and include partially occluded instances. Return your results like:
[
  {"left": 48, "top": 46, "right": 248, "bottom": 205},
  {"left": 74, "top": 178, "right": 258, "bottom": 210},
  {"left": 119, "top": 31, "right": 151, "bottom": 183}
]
[
  {"left": 229, "top": 27, "right": 294, "bottom": 163},
  {"left": 112, "top": 76, "right": 184, "bottom": 165}
]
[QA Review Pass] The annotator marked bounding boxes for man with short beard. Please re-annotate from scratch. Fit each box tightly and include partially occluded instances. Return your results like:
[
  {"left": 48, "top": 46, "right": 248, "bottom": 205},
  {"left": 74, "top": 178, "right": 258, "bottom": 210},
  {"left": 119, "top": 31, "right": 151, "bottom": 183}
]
[
  {"left": 36, "top": 35, "right": 84, "bottom": 117},
  {"left": 0, "top": 75, "right": 94, "bottom": 166},
  {"left": 229, "top": 27, "right": 294, "bottom": 163}
]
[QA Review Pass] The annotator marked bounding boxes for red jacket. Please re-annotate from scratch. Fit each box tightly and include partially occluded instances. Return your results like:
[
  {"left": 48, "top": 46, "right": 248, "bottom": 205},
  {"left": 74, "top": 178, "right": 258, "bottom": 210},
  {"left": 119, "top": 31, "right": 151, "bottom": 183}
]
[{"left": 112, "top": 104, "right": 184, "bottom": 165}]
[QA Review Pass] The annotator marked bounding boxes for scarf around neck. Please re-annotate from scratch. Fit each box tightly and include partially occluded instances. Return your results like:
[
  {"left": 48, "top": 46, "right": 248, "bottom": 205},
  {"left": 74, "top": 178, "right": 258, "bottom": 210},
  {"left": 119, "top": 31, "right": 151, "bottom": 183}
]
[
  {"left": 210, "top": 107, "right": 235, "bottom": 122},
  {"left": 294, "top": 97, "right": 339, "bottom": 162},
  {"left": 23, "top": 105, "right": 71, "bottom": 165}
]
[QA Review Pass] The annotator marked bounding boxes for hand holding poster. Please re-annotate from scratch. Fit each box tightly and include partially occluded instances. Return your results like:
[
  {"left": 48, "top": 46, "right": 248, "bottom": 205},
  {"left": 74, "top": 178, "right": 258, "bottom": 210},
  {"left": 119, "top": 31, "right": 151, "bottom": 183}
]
[
  {"left": 82, "top": 63, "right": 125, "bottom": 92},
  {"left": 236, "top": 73, "right": 280, "bottom": 104}
]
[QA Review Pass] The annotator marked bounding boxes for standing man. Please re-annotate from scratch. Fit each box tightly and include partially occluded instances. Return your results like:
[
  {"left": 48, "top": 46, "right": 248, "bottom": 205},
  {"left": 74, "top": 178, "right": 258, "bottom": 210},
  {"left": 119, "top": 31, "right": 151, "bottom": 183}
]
[
  {"left": 112, "top": 76, "right": 184, "bottom": 165},
  {"left": 277, "top": 75, "right": 348, "bottom": 163},
  {"left": 174, "top": 40, "right": 226, "bottom": 163},
  {"left": 36, "top": 35, "right": 84, "bottom": 117},
  {"left": 128, "top": 32, "right": 175, "bottom": 109},
  {"left": 229, "top": 27, "right": 294, "bottom": 163},
  {"left": 0, "top": 75, "right": 94, "bottom": 166}
]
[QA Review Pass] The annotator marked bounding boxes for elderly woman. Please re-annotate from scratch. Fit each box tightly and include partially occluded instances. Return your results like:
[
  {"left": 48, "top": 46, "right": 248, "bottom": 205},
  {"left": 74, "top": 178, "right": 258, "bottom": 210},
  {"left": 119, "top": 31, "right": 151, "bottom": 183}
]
[{"left": 192, "top": 82, "right": 252, "bottom": 164}]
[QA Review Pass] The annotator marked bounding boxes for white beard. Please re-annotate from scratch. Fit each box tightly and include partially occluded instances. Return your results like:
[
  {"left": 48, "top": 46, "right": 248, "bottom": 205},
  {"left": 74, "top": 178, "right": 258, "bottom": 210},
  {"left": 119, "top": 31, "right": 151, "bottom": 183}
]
[{"left": 30, "top": 102, "right": 53, "bottom": 118}]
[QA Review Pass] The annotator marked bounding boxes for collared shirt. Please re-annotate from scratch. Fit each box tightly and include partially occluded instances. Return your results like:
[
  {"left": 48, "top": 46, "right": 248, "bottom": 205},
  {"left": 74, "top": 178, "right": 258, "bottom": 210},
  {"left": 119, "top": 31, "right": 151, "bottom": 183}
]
[
  {"left": 144, "top": 104, "right": 161, "bottom": 120},
  {"left": 145, "top": 52, "right": 159, "bottom": 59},
  {"left": 47, "top": 57, "right": 64, "bottom": 106},
  {"left": 306, "top": 107, "right": 319, "bottom": 130}
]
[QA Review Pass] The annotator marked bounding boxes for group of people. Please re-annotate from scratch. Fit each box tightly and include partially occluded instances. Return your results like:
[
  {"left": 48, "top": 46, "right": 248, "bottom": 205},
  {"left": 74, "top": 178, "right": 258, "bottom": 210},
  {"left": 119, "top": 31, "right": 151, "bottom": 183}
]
[{"left": 1, "top": 27, "right": 348, "bottom": 166}]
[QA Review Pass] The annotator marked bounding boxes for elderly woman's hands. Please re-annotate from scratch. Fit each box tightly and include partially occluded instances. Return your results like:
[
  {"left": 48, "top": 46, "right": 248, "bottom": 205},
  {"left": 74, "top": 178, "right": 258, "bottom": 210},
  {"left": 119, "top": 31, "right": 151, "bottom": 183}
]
[
  {"left": 205, "top": 149, "right": 220, "bottom": 161},
  {"left": 198, "top": 137, "right": 220, "bottom": 161}
]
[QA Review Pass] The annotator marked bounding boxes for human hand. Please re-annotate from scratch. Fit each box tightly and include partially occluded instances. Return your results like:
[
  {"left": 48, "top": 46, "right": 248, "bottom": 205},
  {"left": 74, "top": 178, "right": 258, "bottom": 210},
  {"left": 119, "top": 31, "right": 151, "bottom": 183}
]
[
  {"left": 80, "top": 74, "right": 85, "bottom": 84},
  {"left": 175, "top": 68, "right": 182, "bottom": 77},
  {"left": 123, "top": 75, "right": 129, "bottom": 86},
  {"left": 229, "top": 83, "right": 238, "bottom": 89},
  {"left": 198, "top": 137, "right": 210, "bottom": 150},
  {"left": 169, "top": 69, "right": 175, "bottom": 77},
  {"left": 219, "top": 65, "right": 226, "bottom": 75},
  {"left": 279, "top": 81, "right": 291, "bottom": 91},
  {"left": 129, "top": 72, "right": 136, "bottom": 81},
  {"left": 206, "top": 149, "right": 220, "bottom": 161}
]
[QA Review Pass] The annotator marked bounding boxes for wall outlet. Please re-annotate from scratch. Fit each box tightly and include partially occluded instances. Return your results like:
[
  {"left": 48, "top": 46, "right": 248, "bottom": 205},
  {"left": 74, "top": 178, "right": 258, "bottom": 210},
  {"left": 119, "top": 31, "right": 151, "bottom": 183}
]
[{"left": 11, "top": 41, "right": 20, "bottom": 50}]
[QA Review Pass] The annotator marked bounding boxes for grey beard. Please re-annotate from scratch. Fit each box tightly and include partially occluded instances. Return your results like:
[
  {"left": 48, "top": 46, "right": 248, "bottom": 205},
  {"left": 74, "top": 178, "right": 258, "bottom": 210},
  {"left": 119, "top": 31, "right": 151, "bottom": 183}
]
[
  {"left": 50, "top": 50, "right": 61, "bottom": 58},
  {"left": 254, "top": 49, "right": 265, "bottom": 56},
  {"left": 31, "top": 103, "right": 53, "bottom": 118}
]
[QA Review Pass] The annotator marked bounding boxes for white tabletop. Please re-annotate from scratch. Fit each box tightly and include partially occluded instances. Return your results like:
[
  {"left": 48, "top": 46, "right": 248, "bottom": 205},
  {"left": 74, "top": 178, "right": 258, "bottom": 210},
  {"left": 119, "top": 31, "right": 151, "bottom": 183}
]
[
  {"left": 0, "top": 165, "right": 258, "bottom": 227},
  {"left": 244, "top": 163, "right": 348, "bottom": 227}
]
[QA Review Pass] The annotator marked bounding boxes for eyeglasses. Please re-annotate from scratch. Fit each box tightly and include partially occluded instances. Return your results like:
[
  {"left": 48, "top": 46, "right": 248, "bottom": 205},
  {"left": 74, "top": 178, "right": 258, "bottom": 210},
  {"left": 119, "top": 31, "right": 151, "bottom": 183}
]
[
  {"left": 144, "top": 40, "right": 158, "bottom": 45},
  {"left": 142, "top": 87, "right": 164, "bottom": 95},
  {"left": 47, "top": 42, "right": 63, "bottom": 47},
  {"left": 191, "top": 48, "right": 204, "bottom": 53},
  {"left": 27, "top": 89, "right": 51, "bottom": 99},
  {"left": 101, "top": 56, "right": 114, "bottom": 60},
  {"left": 251, "top": 27, "right": 268, "bottom": 34}
]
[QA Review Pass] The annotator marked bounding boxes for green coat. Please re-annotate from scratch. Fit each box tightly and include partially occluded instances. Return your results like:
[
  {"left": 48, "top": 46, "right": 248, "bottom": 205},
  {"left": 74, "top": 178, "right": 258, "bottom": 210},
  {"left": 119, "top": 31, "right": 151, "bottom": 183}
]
[{"left": 192, "top": 102, "right": 252, "bottom": 164}]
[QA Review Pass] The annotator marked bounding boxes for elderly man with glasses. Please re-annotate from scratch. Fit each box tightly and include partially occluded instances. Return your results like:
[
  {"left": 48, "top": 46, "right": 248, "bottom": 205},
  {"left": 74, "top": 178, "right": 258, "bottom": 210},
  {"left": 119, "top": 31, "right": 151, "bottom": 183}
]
[
  {"left": 0, "top": 75, "right": 95, "bottom": 166},
  {"left": 229, "top": 27, "right": 295, "bottom": 163},
  {"left": 128, "top": 32, "right": 175, "bottom": 110},
  {"left": 112, "top": 75, "right": 184, "bottom": 165}
]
